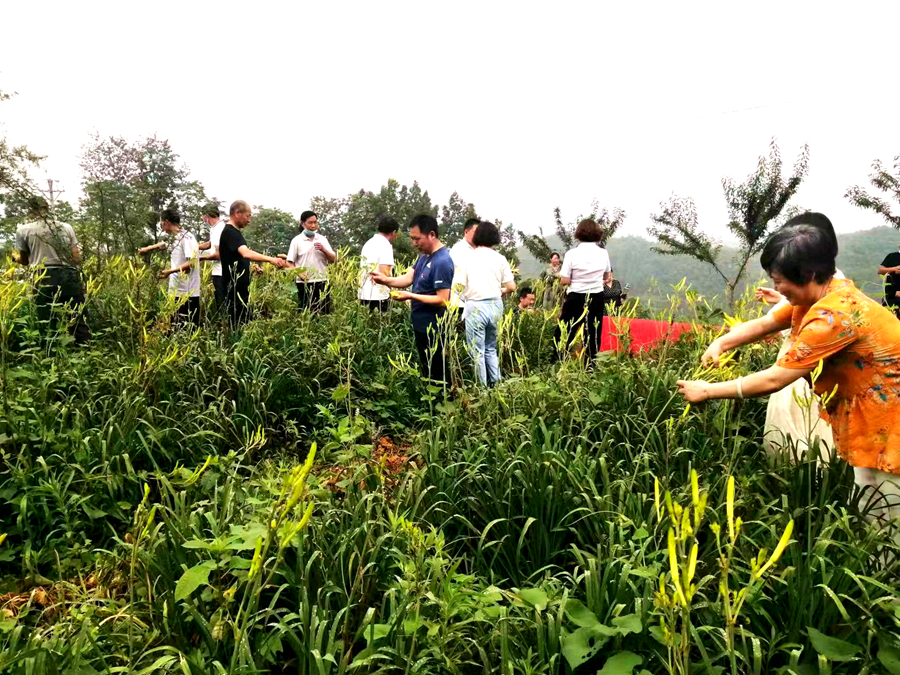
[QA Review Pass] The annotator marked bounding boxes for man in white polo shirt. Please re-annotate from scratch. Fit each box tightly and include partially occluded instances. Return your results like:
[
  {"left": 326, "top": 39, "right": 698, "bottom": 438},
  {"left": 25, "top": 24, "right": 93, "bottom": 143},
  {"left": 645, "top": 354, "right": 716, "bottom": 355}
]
[
  {"left": 359, "top": 216, "right": 399, "bottom": 312},
  {"left": 449, "top": 217, "right": 480, "bottom": 315},
  {"left": 286, "top": 210, "right": 337, "bottom": 314},
  {"left": 138, "top": 208, "right": 201, "bottom": 328},
  {"left": 198, "top": 203, "right": 227, "bottom": 314}
]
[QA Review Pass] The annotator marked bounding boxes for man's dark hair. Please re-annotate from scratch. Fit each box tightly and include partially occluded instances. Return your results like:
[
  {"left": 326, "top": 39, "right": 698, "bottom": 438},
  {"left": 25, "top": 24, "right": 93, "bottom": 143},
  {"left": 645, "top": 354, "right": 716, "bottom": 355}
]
[
  {"left": 783, "top": 211, "right": 838, "bottom": 254},
  {"left": 464, "top": 217, "right": 481, "bottom": 231},
  {"left": 518, "top": 286, "right": 535, "bottom": 299},
  {"left": 550, "top": 251, "right": 561, "bottom": 260},
  {"left": 203, "top": 202, "right": 220, "bottom": 218},
  {"left": 574, "top": 219, "right": 603, "bottom": 243},
  {"left": 26, "top": 194, "right": 50, "bottom": 216},
  {"left": 761, "top": 224, "right": 837, "bottom": 285},
  {"left": 377, "top": 216, "right": 400, "bottom": 234},
  {"left": 300, "top": 210, "right": 317, "bottom": 223},
  {"left": 161, "top": 208, "right": 181, "bottom": 225},
  {"left": 472, "top": 221, "right": 501, "bottom": 247},
  {"left": 409, "top": 213, "right": 439, "bottom": 236}
]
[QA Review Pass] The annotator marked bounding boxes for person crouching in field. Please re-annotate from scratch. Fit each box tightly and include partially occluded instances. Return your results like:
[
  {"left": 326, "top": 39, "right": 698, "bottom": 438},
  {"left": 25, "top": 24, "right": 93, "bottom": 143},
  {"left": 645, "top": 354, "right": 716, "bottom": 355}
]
[
  {"left": 138, "top": 208, "right": 202, "bottom": 328},
  {"left": 358, "top": 216, "right": 399, "bottom": 312},
  {"left": 677, "top": 214, "right": 900, "bottom": 541},
  {"left": 371, "top": 214, "right": 454, "bottom": 386}
]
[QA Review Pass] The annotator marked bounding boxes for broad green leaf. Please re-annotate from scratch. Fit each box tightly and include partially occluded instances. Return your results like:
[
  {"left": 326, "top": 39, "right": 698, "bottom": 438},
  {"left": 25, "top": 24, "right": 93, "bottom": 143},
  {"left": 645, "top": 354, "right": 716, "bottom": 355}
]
[
  {"left": 363, "top": 623, "right": 390, "bottom": 646},
  {"left": 878, "top": 640, "right": 900, "bottom": 675},
  {"left": 649, "top": 625, "right": 666, "bottom": 645},
  {"left": 182, "top": 539, "right": 214, "bottom": 549},
  {"left": 565, "top": 598, "right": 601, "bottom": 627},
  {"left": 561, "top": 626, "right": 610, "bottom": 670},
  {"left": 175, "top": 561, "right": 216, "bottom": 601},
  {"left": 612, "top": 613, "right": 642, "bottom": 636},
  {"left": 807, "top": 627, "right": 860, "bottom": 662},
  {"left": 520, "top": 588, "right": 549, "bottom": 611},
  {"left": 630, "top": 564, "right": 661, "bottom": 579},
  {"left": 598, "top": 651, "right": 643, "bottom": 675},
  {"left": 633, "top": 526, "right": 650, "bottom": 540}
]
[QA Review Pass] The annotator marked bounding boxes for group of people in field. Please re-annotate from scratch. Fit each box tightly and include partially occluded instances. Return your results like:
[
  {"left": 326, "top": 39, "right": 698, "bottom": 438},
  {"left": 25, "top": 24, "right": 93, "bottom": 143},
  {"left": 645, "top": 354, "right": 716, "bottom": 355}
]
[{"left": 12, "top": 199, "right": 900, "bottom": 540}]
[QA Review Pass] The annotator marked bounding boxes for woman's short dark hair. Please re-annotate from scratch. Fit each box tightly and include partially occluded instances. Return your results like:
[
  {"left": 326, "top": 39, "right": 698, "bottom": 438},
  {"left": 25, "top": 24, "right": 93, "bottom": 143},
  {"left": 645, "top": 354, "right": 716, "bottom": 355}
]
[
  {"left": 409, "top": 213, "right": 439, "bottom": 236},
  {"left": 574, "top": 219, "right": 602, "bottom": 243},
  {"left": 377, "top": 216, "right": 399, "bottom": 234},
  {"left": 550, "top": 251, "right": 561, "bottom": 260},
  {"left": 472, "top": 221, "right": 500, "bottom": 247},
  {"left": 300, "top": 210, "right": 317, "bottom": 223},
  {"left": 784, "top": 212, "right": 838, "bottom": 254},
  {"left": 761, "top": 224, "right": 837, "bottom": 285},
  {"left": 518, "top": 286, "right": 534, "bottom": 299}
]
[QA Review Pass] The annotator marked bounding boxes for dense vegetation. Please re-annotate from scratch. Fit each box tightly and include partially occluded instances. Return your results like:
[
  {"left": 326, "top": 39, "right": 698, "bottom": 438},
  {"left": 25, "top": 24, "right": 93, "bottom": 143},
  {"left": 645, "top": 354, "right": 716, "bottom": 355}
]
[{"left": 1, "top": 257, "right": 898, "bottom": 675}]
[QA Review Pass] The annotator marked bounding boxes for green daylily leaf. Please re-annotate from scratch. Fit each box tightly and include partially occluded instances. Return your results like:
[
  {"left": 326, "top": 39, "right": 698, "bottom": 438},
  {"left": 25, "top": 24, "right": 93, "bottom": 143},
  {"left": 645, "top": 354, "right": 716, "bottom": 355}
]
[
  {"left": 565, "top": 598, "right": 601, "bottom": 628},
  {"left": 612, "top": 613, "right": 642, "bottom": 636},
  {"left": 174, "top": 560, "right": 217, "bottom": 601},
  {"left": 561, "top": 626, "right": 610, "bottom": 670},
  {"left": 598, "top": 651, "right": 643, "bottom": 675},
  {"left": 878, "top": 640, "right": 900, "bottom": 675},
  {"left": 807, "top": 627, "right": 860, "bottom": 662},
  {"left": 519, "top": 588, "right": 549, "bottom": 611}
]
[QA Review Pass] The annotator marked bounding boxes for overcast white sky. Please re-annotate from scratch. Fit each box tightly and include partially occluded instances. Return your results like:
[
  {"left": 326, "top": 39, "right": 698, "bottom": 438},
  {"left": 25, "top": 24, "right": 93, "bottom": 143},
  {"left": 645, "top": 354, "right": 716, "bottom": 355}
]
[{"left": 2, "top": 0, "right": 899, "bottom": 242}]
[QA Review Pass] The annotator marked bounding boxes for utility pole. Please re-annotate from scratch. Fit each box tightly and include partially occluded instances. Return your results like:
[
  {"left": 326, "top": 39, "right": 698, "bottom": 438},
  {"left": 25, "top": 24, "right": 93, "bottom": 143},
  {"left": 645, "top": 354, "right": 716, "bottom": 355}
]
[{"left": 47, "top": 178, "right": 64, "bottom": 207}]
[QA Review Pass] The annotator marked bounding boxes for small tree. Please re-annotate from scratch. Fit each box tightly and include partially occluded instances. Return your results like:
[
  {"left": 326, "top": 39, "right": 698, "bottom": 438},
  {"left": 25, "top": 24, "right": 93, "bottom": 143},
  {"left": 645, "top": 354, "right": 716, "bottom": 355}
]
[
  {"left": 518, "top": 201, "right": 625, "bottom": 263},
  {"left": 649, "top": 139, "right": 809, "bottom": 307},
  {"left": 845, "top": 154, "right": 900, "bottom": 227}
]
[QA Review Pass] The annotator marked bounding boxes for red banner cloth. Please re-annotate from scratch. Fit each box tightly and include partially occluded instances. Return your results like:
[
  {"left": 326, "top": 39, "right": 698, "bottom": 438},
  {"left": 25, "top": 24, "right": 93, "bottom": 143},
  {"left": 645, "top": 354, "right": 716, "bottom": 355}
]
[{"left": 601, "top": 316, "right": 694, "bottom": 353}]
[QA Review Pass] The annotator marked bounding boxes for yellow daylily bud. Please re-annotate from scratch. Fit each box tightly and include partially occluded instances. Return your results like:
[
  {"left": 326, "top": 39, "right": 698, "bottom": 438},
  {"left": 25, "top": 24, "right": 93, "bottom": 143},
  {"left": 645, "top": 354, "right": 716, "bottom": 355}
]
[
  {"left": 654, "top": 477, "right": 661, "bottom": 520},
  {"left": 726, "top": 476, "right": 735, "bottom": 543},
  {"left": 754, "top": 519, "right": 794, "bottom": 579},
  {"left": 668, "top": 529, "right": 687, "bottom": 607},
  {"left": 0, "top": 533, "right": 7, "bottom": 546},
  {"left": 691, "top": 470, "right": 700, "bottom": 507},
  {"left": 687, "top": 543, "right": 698, "bottom": 585}
]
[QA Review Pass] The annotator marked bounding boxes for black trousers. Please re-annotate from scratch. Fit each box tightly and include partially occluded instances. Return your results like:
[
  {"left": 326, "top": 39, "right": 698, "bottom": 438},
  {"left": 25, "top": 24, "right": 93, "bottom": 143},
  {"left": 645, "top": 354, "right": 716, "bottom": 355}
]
[
  {"left": 557, "top": 291, "right": 605, "bottom": 360},
  {"left": 296, "top": 282, "right": 331, "bottom": 314},
  {"left": 414, "top": 329, "right": 446, "bottom": 385},
  {"left": 35, "top": 267, "right": 90, "bottom": 344},
  {"left": 212, "top": 275, "right": 227, "bottom": 312},
  {"left": 174, "top": 296, "right": 201, "bottom": 328},
  {"left": 225, "top": 286, "right": 251, "bottom": 329},
  {"left": 360, "top": 299, "right": 390, "bottom": 312}
]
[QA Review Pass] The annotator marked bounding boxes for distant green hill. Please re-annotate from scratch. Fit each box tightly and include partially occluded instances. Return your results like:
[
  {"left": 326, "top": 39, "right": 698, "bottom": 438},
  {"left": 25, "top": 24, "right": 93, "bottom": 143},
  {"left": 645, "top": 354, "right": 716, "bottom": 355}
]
[{"left": 518, "top": 227, "right": 899, "bottom": 308}]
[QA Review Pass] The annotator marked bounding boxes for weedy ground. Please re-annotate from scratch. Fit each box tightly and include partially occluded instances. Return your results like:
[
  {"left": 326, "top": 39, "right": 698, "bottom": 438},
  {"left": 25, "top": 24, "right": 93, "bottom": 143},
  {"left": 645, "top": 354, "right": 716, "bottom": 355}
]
[{"left": 0, "top": 258, "right": 898, "bottom": 675}]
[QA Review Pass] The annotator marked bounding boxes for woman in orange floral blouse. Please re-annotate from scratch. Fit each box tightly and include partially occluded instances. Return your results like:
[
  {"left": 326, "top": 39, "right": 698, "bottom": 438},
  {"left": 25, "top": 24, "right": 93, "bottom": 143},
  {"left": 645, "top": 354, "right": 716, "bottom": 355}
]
[{"left": 677, "top": 214, "right": 900, "bottom": 535}]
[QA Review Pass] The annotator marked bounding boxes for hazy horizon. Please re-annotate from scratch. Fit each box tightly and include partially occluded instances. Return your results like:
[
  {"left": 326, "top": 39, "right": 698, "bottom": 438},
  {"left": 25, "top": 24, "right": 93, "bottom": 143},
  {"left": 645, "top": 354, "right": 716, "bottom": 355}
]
[{"left": 3, "top": 1, "right": 900, "bottom": 241}]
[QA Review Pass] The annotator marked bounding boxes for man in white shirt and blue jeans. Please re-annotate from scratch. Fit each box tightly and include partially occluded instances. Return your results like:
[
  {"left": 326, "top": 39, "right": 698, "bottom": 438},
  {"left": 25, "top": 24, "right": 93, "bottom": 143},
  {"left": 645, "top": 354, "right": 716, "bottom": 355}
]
[
  {"left": 286, "top": 210, "right": 337, "bottom": 314},
  {"left": 358, "top": 216, "right": 399, "bottom": 312}
]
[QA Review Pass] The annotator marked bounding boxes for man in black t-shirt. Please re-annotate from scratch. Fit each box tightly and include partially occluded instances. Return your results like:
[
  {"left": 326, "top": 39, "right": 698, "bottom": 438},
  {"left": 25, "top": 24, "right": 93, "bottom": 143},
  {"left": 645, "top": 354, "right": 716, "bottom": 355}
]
[
  {"left": 219, "top": 200, "right": 286, "bottom": 328},
  {"left": 879, "top": 247, "right": 900, "bottom": 318}
]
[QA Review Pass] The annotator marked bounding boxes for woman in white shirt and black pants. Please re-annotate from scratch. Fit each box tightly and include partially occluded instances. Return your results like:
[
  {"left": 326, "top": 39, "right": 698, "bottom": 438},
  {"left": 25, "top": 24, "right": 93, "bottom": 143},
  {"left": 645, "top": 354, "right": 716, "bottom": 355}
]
[
  {"left": 455, "top": 222, "right": 517, "bottom": 385},
  {"left": 558, "top": 219, "right": 612, "bottom": 361}
]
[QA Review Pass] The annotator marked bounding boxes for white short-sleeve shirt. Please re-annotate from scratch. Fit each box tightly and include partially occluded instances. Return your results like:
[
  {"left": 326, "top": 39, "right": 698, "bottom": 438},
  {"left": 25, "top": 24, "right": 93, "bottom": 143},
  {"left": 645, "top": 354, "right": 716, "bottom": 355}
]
[
  {"left": 168, "top": 230, "right": 201, "bottom": 298},
  {"left": 560, "top": 243, "right": 611, "bottom": 294},
  {"left": 358, "top": 233, "right": 395, "bottom": 301},
  {"left": 287, "top": 231, "right": 335, "bottom": 283},
  {"left": 449, "top": 239, "right": 476, "bottom": 308},
  {"left": 457, "top": 247, "right": 514, "bottom": 301},
  {"left": 209, "top": 219, "right": 226, "bottom": 277}
]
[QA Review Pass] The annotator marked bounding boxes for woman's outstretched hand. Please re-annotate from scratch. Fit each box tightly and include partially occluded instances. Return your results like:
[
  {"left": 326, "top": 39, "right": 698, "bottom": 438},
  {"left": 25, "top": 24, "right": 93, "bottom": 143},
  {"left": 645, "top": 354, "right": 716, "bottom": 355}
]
[
  {"left": 701, "top": 339, "right": 724, "bottom": 366},
  {"left": 677, "top": 380, "right": 709, "bottom": 403}
]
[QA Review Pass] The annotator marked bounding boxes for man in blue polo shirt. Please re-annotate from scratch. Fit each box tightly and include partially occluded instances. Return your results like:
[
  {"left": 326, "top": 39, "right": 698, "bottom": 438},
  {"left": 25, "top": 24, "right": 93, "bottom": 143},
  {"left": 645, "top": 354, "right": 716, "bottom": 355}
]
[{"left": 371, "top": 213, "right": 454, "bottom": 385}]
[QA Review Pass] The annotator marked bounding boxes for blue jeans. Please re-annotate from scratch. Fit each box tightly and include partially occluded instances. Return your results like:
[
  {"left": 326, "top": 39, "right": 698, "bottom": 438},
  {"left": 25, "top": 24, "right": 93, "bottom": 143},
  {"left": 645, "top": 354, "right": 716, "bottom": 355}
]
[{"left": 464, "top": 297, "right": 504, "bottom": 385}]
